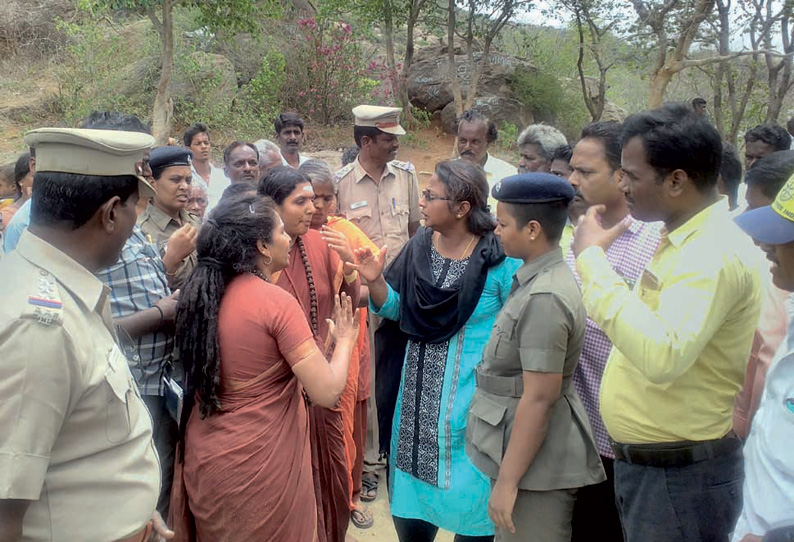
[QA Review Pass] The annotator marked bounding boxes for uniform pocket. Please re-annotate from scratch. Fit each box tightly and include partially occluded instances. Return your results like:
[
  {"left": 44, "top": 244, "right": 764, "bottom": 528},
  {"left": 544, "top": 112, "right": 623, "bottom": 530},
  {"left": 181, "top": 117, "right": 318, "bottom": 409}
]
[
  {"left": 392, "top": 203, "right": 409, "bottom": 230},
  {"left": 347, "top": 206, "right": 373, "bottom": 223},
  {"left": 468, "top": 394, "right": 507, "bottom": 466},
  {"left": 104, "top": 346, "right": 132, "bottom": 443}
]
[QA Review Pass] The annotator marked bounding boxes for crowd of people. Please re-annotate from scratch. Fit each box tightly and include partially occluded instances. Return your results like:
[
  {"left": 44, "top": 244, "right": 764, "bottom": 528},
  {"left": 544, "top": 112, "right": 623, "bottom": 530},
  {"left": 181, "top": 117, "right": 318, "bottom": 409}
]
[{"left": 0, "top": 98, "right": 793, "bottom": 542}]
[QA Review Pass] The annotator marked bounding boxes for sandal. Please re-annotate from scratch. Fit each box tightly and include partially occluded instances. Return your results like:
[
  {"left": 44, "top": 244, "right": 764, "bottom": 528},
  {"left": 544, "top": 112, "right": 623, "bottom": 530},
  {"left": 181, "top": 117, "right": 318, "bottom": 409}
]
[
  {"left": 350, "top": 505, "right": 374, "bottom": 529},
  {"left": 360, "top": 475, "right": 378, "bottom": 503}
]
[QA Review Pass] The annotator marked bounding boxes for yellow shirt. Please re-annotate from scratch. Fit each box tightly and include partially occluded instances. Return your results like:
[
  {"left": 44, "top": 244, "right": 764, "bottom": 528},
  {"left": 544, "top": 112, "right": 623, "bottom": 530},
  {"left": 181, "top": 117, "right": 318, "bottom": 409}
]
[{"left": 576, "top": 198, "right": 762, "bottom": 444}]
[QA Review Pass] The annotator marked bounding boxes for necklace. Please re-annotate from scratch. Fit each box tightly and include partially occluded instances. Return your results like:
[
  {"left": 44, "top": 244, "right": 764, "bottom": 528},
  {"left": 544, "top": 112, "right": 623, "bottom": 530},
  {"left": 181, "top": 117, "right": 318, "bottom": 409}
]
[
  {"left": 252, "top": 269, "right": 271, "bottom": 283},
  {"left": 296, "top": 236, "right": 319, "bottom": 337},
  {"left": 434, "top": 232, "right": 477, "bottom": 260}
]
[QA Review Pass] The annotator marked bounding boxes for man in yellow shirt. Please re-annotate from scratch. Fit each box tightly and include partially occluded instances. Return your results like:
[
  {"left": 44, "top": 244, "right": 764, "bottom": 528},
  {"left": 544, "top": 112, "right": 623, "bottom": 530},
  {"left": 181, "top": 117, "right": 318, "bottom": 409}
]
[{"left": 573, "top": 103, "right": 762, "bottom": 542}]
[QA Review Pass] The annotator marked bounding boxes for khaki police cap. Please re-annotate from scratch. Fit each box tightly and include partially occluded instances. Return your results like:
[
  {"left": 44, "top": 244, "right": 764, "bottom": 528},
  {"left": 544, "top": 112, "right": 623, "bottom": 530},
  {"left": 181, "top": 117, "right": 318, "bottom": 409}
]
[
  {"left": 23, "top": 128, "right": 157, "bottom": 198},
  {"left": 352, "top": 105, "right": 406, "bottom": 135}
]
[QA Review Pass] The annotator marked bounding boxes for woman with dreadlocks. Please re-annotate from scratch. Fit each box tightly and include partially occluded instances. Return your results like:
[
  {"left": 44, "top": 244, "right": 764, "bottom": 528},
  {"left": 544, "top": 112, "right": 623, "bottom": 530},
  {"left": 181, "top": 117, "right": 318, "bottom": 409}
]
[
  {"left": 170, "top": 193, "right": 359, "bottom": 541},
  {"left": 259, "top": 166, "right": 361, "bottom": 542}
]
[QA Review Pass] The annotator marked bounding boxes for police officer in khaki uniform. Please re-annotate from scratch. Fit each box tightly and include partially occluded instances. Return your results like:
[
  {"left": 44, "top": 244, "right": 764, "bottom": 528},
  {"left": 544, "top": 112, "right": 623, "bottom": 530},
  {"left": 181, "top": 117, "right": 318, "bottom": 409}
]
[
  {"left": 334, "top": 104, "right": 422, "bottom": 503},
  {"left": 0, "top": 128, "right": 168, "bottom": 542},
  {"left": 334, "top": 105, "right": 421, "bottom": 266},
  {"left": 138, "top": 146, "right": 200, "bottom": 290},
  {"left": 466, "top": 173, "right": 605, "bottom": 542}
]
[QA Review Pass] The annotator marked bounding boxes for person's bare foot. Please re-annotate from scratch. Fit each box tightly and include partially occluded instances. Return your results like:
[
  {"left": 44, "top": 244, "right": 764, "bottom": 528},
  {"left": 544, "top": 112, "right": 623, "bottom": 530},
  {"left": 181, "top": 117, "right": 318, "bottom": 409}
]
[{"left": 345, "top": 533, "right": 359, "bottom": 542}]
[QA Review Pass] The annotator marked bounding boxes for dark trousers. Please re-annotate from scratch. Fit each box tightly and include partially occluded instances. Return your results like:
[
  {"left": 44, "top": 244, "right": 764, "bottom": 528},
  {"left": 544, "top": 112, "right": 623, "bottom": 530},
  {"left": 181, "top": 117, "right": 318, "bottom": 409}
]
[
  {"left": 393, "top": 516, "right": 494, "bottom": 542},
  {"left": 614, "top": 445, "right": 744, "bottom": 542},
  {"left": 572, "top": 456, "right": 623, "bottom": 542},
  {"left": 142, "top": 395, "right": 178, "bottom": 518}
]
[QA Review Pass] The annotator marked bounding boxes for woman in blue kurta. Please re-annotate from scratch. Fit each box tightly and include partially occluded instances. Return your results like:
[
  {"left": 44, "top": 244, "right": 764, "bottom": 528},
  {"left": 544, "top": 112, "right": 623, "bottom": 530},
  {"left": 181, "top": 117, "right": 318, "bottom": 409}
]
[{"left": 355, "top": 160, "right": 521, "bottom": 541}]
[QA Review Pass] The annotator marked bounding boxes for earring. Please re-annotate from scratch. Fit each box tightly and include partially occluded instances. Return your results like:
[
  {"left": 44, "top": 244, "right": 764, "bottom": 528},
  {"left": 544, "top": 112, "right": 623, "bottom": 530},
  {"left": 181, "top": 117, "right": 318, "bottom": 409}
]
[{"left": 263, "top": 255, "right": 272, "bottom": 266}]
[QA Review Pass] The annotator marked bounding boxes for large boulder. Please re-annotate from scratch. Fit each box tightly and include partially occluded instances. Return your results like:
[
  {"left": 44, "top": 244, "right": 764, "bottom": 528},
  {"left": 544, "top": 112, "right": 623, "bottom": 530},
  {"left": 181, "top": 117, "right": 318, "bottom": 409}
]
[
  {"left": 116, "top": 51, "right": 238, "bottom": 113},
  {"left": 406, "top": 45, "right": 535, "bottom": 133},
  {"left": 440, "top": 96, "right": 534, "bottom": 134}
]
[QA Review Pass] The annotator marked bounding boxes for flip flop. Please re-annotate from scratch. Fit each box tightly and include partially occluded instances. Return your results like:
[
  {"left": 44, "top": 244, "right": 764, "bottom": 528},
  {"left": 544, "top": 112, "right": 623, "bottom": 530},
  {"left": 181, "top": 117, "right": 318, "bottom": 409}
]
[
  {"left": 360, "top": 475, "right": 378, "bottom": 502},
  {"left": 351, "top": 505, "right": 374, "bottom": 529}
]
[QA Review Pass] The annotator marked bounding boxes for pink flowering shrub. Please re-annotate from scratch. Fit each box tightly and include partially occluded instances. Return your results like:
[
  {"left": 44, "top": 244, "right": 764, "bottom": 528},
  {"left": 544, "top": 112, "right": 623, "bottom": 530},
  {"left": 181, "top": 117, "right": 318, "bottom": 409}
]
[{"left": 282, "top": 18, "right": 386, "bottom": 124}]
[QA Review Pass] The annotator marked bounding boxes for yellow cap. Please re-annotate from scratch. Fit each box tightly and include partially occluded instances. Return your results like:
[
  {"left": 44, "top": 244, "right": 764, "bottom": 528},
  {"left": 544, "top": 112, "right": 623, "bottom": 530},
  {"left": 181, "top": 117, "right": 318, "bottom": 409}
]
[
  {"left": 352, "top": 105, "right": 406, "bottom": 135},
  {"left": 23, "top": 128, "right": 156, "bottom": 198}
]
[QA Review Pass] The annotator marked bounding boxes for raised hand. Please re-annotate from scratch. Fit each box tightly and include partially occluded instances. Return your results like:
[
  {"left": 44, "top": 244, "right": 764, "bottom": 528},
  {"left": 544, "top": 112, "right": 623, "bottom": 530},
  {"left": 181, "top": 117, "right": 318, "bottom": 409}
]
[
  {"left": 327, "top": 293, "right": 360, "bottom": 344},
  {"left": 321, "top": 226, "right": 356, "bottom": 264},
  {"left": 352, "top": 245, "right": 388, "bottom": 283},
  {"left": 165, "top": 223, "right": 197, "bottom": 263},
  {"left": 573, "top": 205, "right": 629, "bottom": 257}
]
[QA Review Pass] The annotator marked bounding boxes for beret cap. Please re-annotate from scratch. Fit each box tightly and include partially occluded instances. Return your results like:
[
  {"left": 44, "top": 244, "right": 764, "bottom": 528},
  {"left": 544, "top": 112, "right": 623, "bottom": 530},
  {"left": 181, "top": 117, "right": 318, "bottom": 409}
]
[{"left": 492, "top": 172, "right": 575, "bottom": 204}]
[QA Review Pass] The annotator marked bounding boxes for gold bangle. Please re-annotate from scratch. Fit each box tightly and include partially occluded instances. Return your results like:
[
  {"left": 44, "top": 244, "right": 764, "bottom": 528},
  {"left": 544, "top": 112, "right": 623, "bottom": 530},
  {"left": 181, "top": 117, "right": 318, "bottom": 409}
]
[{"left": 344, "top": 270, "right": 358, "bottom": 284}]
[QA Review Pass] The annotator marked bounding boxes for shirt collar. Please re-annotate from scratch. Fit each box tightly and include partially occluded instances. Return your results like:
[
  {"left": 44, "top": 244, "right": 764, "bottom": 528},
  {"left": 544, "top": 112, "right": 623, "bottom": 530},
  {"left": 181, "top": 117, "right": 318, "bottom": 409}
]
[
  {"left": 353, "top": 157, "right": 395, "bottom": 183},
  {"left": 145, "top": 203, "right": 185, "bottom": 231},
  {"left": 16, "top": 230, "right": 108, "bottom": 313},
  {"left": 663, "top": 196, "right": 728, "bottom": 248},
  {"left": 514, "top": 247, "right": 564, "bottom": 286}
]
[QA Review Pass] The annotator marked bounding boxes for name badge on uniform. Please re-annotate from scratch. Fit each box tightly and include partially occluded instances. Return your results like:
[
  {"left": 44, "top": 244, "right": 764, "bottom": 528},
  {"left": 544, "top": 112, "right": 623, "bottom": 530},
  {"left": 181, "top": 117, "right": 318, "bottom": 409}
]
[{"left": 350, "top": 200, "right": 368, "bottom": 210}]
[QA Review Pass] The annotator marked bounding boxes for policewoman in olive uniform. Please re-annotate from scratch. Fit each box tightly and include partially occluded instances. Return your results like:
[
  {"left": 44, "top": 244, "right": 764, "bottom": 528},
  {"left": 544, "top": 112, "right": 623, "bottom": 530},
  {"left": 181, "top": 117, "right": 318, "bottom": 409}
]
[
  {"left": 137, "top": 146, "right": 200, "bottom": 290},
  {"left": 466, "top": 173, "right": 605, "bottom": 542},
  {"left": 0, "top": 128, "right": 165, "bottom": 542}
]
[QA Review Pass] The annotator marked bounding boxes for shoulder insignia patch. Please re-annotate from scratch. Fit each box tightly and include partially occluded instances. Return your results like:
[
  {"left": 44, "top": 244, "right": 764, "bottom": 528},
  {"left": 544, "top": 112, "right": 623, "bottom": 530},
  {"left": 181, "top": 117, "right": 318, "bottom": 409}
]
[
  {"left": 23, "top": 271, "right": 63, "bottom": 326},
  {"left": 391, "top": 160, "right": 415, "bottom": 173},
  {"left": 334, "top": 162, "right": 356, "bottom": 182}
]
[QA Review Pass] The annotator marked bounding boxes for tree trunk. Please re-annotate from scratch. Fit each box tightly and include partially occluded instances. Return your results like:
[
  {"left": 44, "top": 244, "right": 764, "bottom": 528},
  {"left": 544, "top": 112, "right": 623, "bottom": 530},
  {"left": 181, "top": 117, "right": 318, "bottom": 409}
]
[
  {"left": 400, "top": 3, "right": 418, "bottom": 124},
  {"left": 648, "top": 69, "right": 673, "bottom": 109},
  {"left": 150, "top": 0, "right": 174, "bottom": 145},
  {"left": 383, "top": 0, "right": 397, "bottom": 104},
  {"left": 447, "top": 0, "right": 461, "bottom": 156},
  {"left": 447, "top": 0, "right": 462, "bottom": 113},
  {"left": 575, "top": 10, "right": 598, "bottom": 120}
]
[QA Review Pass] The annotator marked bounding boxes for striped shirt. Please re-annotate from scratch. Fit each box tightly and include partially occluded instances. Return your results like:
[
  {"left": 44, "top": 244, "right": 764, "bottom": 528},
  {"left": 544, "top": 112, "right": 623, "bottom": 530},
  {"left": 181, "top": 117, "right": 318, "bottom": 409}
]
[
  {"left": 96, "top": 226, "right": 174, "bottom": 396},
  {"left": 565, "top": 216, "right": 663, "bottom": 457}
]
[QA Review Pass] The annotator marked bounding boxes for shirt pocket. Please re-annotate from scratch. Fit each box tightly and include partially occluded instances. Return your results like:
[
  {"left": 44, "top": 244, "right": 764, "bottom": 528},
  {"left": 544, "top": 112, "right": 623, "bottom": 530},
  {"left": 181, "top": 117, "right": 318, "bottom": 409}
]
[
  {"left": 467, "top": 393, "right": 507, "bottom": 466},
  {"left": 638, "top": 269, "right": 661, "bottom": 311},
  {"left": 392, "top": 202, "right": 410, "bottom": 230},
  {"left": 346, "top": 205, "right": 372, "bottom": 225},
  {"left": 104, "top": 346, "right": 133, "bottom": 443}
]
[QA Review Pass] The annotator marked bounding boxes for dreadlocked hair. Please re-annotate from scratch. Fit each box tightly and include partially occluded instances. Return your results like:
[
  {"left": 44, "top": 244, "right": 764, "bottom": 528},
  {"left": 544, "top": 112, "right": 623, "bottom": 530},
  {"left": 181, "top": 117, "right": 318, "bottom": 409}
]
[{"left": 175, "top": 192, "right": 279, "bottom": 426}]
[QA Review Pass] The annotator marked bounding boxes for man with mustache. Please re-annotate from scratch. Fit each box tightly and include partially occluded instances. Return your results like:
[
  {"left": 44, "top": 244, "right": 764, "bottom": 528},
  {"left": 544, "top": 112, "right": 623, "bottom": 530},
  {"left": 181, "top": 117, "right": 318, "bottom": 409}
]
[
  {"left": 276, "top": 112, "right": 309, "bottom": 169},
  {"left": 564, "top": 120, "right": 662, "bottom": 542},
  {"left": 334, "top": 104, "right": 421, "bottom": 505},
  {"left": 573, "top": 103, "right": 763, "bottom": 542},
  {"left": 222, "top": 141, "right": 260, "bottom": 186},
  {"left": 456, "top": 109, "right": 516, "bottom": 212}
]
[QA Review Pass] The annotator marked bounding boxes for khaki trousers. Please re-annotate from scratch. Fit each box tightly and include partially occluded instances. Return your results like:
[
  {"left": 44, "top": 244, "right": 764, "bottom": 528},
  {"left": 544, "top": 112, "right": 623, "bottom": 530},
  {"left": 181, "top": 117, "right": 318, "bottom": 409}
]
[{"left": 494, "top": 486, "right": 577, "bottom": 542}]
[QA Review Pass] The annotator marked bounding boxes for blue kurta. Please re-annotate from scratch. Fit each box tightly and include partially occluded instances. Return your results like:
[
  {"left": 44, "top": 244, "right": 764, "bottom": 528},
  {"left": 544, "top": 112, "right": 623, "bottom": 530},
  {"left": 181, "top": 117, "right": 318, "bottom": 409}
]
[{"left": 373, "top": 254, "right": 521, "bottom": 536}]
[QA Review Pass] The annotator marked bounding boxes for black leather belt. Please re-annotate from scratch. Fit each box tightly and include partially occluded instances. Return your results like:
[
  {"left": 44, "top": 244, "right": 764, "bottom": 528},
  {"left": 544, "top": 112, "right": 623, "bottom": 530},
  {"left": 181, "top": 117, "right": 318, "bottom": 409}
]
[{"left": 610, "top": 433, "right": 741, "bottom": 468}]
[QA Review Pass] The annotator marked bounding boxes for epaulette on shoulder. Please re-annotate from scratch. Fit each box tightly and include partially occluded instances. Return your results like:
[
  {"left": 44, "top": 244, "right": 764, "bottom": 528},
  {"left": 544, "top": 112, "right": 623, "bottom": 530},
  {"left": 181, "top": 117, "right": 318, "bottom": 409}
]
[
  {"left": 334, "top": 162, "right": 356, "bottom": 182},
  {"left": 390, "top": 160, "right": 415, "bottom": 173},
  {"left": 21, "top": 269, "right": 64, "bottom": 327}
]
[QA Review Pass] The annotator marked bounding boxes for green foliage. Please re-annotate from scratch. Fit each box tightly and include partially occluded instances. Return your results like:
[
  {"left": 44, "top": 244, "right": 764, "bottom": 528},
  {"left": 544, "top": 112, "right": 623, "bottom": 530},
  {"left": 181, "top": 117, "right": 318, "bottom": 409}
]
[
  {"left": 80, "top": 0, "right": 274, "bottom": 35},
  {"left": 496, "top": 121, "right": 518, "bottom": 152},
  {"left": 242, "top": 52, "right": 286, "bottom": 125},
  {"left": 511, "top": 67, "right": 588, "bottom": 139},
  {"left": 53, "top": 16, "right": 150, "bottom": 124}
]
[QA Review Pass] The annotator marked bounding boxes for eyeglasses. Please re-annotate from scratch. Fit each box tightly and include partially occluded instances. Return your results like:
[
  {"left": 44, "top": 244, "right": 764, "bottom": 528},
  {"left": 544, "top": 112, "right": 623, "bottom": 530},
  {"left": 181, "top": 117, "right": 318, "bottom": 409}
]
[{"left": 422, "top": 189, "right": 452, "bottom": 202}]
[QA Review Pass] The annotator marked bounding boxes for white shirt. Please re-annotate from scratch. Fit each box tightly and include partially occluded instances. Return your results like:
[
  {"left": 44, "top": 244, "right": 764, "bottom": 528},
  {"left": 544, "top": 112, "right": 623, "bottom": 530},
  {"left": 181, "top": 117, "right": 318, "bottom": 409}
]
[
  {"left": 732, "top": 295, "right": 794, "bottom": 541},
  {"left": 191, "top": 163, "right": 228, "bottom": 214},
  {"left": 280, "top": 150, "right": 309, "bottom": 169},
  {"left": 483, "top": 153, "right": 517, "bottom": 212}
]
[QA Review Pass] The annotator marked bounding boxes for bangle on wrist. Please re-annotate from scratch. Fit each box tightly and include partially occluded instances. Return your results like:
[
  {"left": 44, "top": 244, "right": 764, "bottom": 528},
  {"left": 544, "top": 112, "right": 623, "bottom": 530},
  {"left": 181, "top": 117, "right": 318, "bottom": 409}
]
[
  {"left": 344, "top": 270, "right": 358, "bottom": 284},
  {"left": 153, "top": 305, "right": 165, "bottom": 331}
]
